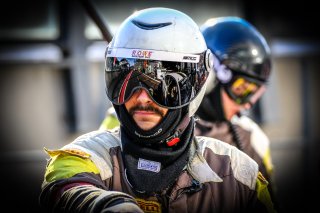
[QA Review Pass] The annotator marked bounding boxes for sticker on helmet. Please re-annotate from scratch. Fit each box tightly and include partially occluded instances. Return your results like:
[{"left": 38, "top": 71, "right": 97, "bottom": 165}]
[
  {"left": 132, "top": 50, "right": 153, "bottom": 59},
  {"left": 106, "top": 47, "right": 200, "bottom": 63},
  {"left": 212, "top": 54, "right": 232, "bottom": 83}
]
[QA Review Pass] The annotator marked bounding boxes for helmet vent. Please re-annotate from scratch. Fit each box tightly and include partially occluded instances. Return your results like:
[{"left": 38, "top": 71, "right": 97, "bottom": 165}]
[{"left": 132, "top": 20, "right": 172, "bottom": 30}]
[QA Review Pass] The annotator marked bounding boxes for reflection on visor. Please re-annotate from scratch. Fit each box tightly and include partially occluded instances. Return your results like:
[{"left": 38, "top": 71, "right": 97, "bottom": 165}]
[
  {"left": 227, "top": 77, "right": 262, "bottom": 104},
  {"left": 105, "top": 56, "right": 208, "bottom": 109}
]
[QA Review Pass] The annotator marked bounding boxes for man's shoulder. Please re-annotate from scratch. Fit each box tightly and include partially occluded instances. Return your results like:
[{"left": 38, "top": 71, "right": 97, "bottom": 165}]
[
  {"left": 74, "top": 128, "right": 121, "bottom": 144},
  {"left": 232, "top": 115, "right": 265, "bottom": 133},
  {"left": 63, "top": 128, "right": 122, "bottom": 153},
  {"left": 195, "top": 136, "right": 259, "bottom": 189},
  {"left": 196, "top": 135, "right": 247, "bottom": 157},
  {"left": 58, "top": 128, "right": 121, "bottom": 180},
  {"left": 232, "top": 115, "right": 271, "bottom": 155}
]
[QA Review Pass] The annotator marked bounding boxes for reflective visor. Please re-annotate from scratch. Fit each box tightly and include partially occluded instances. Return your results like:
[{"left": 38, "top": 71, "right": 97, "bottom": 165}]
[
  {"left": 226, "top": 76, "right": 264, "bottom": 105},
  {"left": 105, "top": 48, "right": 208, "bottom": 109}
]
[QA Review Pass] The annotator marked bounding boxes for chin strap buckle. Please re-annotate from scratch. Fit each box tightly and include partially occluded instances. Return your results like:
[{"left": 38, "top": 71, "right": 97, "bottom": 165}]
[
  {"left": 166, "top": 136, "right": 180, "bottom": 146},
  {"left": 165, "top": 115, "right": 191, "bottom": 147},
  {"left": 165, "top": 130, "right": 180, "bottom": 146}
]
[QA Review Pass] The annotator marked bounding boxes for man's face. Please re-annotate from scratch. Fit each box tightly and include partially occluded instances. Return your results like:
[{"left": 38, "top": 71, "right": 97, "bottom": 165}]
[
  {"left": 221, "top": 75, "right": 267, "bottom": 120},
  {"left": 125, "top": 89, "right": 168, "bottom": 130},
  {"left": 221, "top": 88, "right": 251, "bottom": 120}
]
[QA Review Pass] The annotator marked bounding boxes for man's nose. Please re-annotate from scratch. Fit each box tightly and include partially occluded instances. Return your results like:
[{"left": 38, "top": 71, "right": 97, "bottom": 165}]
[{"left": 136, "top": 89, "right": 152, "bottom": 103}]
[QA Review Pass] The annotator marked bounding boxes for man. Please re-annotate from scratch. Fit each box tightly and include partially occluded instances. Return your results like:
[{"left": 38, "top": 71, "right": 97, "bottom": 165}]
[
  {"left": 195, "top": 16, "right": 277, "bottom": 206},
  {"left": 39, "top": 8, "right": 275, "bottom": 212}
]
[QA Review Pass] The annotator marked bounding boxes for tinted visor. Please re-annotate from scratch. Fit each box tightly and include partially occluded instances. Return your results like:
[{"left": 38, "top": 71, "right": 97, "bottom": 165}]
[
  {"left": 225, "top": 76, "right": 264, "bottom": 105},
  {"left": 105, "top": 52, "right": 208, "bottom": 109}
]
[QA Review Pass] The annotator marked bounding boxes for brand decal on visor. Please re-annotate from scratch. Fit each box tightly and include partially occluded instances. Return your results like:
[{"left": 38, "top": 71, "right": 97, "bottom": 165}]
[
  {"left": 132, "top": 50, "right": 153, "bottom": 59},
  {"left": 107, "top": 48, "right": 200, "bottom": 63},
  {"left": 183, "top": 56, "right": 197, "bottom": 61},
  {"left": 138, "top": 158, "right": 161, "bottom": 173}
]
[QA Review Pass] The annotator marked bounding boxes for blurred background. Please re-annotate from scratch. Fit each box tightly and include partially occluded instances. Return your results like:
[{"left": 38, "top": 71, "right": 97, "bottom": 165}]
[{"left": 0, "top": 0, "right": 319, "bottom": 212}]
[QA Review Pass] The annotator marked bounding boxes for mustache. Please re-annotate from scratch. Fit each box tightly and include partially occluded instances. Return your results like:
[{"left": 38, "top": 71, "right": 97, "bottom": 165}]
[{"left": 128, "top": 105, "right": 165, "bottom": 117}]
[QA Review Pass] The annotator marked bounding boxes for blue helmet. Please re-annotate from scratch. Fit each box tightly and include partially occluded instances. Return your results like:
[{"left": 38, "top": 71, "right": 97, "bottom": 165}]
[{"left": 201, "top": 17, "right": 271, "bottom": 84}]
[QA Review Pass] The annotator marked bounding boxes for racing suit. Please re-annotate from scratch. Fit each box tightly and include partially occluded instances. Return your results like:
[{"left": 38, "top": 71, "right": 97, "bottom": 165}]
[{"left": 40, "top": 128, "right": 276, "bottom": 213}]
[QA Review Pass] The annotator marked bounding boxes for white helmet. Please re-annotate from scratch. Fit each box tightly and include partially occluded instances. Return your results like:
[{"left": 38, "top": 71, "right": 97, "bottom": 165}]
[{"left": 105, "top": 7, "right": 213, "bottom": 117}]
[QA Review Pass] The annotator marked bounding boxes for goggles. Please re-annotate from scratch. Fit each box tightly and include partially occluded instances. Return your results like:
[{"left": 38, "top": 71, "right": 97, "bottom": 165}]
[
  {"left": 105, "top": 48, "right": 209, "bottom": 109},
  {"left": 225, "top": 75, "right": 266, "bottom": 105}
]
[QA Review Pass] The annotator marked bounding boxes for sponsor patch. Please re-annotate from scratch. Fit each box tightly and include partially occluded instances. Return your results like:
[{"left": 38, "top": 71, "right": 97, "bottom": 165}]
[
  {"left": 136, "top": 198, "right": 162, "bottom": 213},
  {"left": 138, "top": 158, "right": 161, "bottom": 173}
]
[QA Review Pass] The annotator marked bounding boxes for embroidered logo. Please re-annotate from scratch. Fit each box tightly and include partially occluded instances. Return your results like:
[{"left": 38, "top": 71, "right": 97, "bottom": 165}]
[
  {"left": 134, "top": 128, "right": 162, "bottom": 138},
  {"left": 138, "top": 158, "right": 161, "bottom": 173},
  {"left": 136, "top": 198, "right": 162, "bottom": 213}
]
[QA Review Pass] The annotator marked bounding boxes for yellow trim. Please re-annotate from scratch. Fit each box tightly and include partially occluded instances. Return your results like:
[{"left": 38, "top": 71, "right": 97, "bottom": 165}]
[
  {"left": 44, "top": 147, "right": 91, "bottom": 158},
  {"left": 256, "top": 172, "right": 276, "bottom": 213},
  {"left": 262, "top": 148, "right": 274, "bottom": 176},
  {"left": 99, "top": 115, "right": 120, "bottom": 130},
  {"left": 44, "top": 150, "right": 100, "bottom": 182},
  {"left": 136, "top": 198, "right": 162, "bottom": 213}
]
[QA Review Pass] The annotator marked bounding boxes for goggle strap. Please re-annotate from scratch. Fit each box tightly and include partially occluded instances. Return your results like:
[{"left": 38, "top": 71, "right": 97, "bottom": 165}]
[
  {"left": 249, "top": 85, "right": 266, "bottom": 104},
  {"left": 118, "top": 70, "right": 134, "bottom": 103}
]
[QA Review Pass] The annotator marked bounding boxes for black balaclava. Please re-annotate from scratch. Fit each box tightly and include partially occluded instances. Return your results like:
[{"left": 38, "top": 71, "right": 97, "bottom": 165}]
[
  {"left": 197, "top": 83, "right": 226, "bottom": 122},
  {"left": 196, "top": 83, "right": 243, "bottom": 150},
  {"left": 114, "top": 104, "right": 194, "bottom": 196}
]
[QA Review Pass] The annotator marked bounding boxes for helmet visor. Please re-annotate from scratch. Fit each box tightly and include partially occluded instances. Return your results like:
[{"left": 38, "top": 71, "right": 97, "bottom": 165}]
[{"left": 105, "top": 49, "right": 208, "bottom": 109}]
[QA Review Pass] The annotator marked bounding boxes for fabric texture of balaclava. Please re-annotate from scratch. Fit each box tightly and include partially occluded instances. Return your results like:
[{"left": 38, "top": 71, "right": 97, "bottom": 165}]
[{"left": 196, "top": 83, "right": 226, "bottom": 122}]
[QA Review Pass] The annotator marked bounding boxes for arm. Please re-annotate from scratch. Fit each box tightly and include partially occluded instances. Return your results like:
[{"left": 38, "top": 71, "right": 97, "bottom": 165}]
[{"left": 39, "top": 150, "right": 142, "bottom": 213}]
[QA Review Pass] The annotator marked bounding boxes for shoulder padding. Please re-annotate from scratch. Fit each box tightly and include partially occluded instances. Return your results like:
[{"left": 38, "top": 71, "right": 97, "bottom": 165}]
[
  {"left": 232, "top": 115, "right": 270, "bottom": 159},
  {"left": 61, "top": 129, "right": 121, "bottom": 180},
  {"left": 196, "top": 136, "right": 259, "bottom": 190}
]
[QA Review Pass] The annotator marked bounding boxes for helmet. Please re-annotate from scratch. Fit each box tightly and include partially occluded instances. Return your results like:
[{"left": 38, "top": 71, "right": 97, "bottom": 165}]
[
  {"left": 200, "top": 17, "right": 271, "bottom": 105},
  {"left": 104, "top": 9, "right": 214, "bottom": 193},
  {"left": 105, "top": 7, "right": 213, "bottom": 117},
  {"left": 201, "top": 17, "right": 271, "bottom": 84}
]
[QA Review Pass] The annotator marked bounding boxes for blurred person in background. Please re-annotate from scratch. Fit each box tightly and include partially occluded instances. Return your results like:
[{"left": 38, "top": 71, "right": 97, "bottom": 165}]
[
  {"left": 98, "top": 106, "right": 119, "bottom": 130},
  {"left": 39, "top": 8, "right": 276, "bottom": 212},
  {"left": 195, "top": 16, "right": 279, "bottom": 210}
]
